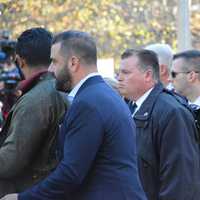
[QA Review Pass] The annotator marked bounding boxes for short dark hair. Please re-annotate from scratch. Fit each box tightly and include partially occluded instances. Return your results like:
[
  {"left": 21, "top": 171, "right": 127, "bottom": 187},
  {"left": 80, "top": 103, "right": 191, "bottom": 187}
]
[
  {"left": 16, "top": 27, "right": 52, "bottom": 67},
  {"left": 173, "top": 50, "right": 200, "bottom": 72},
  {"left": 52, "top": 30, "right": 97, "bottom": 65},
  {"left": 121, "top": 49, "right": 160, "bottom": 81}
]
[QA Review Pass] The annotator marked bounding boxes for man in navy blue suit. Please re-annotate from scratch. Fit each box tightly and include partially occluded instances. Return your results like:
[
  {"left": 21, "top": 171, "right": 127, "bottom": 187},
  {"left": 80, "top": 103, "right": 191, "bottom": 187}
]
[{"left": 1, "top": 30, "right": 146, "bottom": 200}]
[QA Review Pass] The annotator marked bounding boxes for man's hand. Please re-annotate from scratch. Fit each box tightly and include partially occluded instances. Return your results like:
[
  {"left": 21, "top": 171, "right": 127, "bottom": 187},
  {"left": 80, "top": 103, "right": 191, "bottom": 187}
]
[{"left": 0, "top": 194, "right": 18, "bottom": 200}]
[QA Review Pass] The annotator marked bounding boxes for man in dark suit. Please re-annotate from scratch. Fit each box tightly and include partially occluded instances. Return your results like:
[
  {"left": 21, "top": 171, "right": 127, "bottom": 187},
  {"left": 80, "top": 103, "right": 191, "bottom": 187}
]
[
  {"left": 117, "top": 49, "right": 200, "bottom": 200},
  {"left": 1, "top": 31, "right": 146, "bottom": 200}
]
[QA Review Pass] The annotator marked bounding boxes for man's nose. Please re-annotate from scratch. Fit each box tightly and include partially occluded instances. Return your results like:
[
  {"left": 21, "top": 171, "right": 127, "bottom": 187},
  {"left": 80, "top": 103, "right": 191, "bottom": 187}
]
[{"left": 117, "top": 72, "right": 123, "bottom": 81}]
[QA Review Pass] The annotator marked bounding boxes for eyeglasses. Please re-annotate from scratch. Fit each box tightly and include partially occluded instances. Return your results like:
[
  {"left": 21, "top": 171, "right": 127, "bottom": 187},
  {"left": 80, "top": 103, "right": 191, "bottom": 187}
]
[
  {"left": 171, "top": 71, "right": 200, "bottom": 78},
  {"left": 171, "top": 71, "right": 190, "bottom": 78}
]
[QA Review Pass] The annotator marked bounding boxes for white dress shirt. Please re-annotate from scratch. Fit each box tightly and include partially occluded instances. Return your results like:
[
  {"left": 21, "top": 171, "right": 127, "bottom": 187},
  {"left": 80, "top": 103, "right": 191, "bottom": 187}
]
[
  {"left": 190, "top": 96, "right": 200, "bottom": 107},
  {"left": 132, "top": 87, "right": 153, "bottom": 117}
]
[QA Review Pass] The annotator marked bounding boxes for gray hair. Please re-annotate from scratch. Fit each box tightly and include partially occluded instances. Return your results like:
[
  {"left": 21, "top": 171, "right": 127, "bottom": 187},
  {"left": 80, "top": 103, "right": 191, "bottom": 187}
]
[{"left": 145, "top": 43, "right": 173, "bottom": 71}]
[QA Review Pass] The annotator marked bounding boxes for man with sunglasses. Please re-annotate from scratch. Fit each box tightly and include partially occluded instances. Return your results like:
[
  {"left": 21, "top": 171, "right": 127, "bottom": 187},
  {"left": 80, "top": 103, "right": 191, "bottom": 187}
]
[{"left": 171, "top": 50, "right": 200, "bottom": 106}]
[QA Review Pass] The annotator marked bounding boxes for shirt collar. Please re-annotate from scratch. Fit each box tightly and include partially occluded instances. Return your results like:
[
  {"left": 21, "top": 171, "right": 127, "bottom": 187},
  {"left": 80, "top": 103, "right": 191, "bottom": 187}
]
[
  {"left": 17, "top": 69, "right": 48, "bottom": 95},
  {"left": 68, "top": 72, "right": 100, "bottom": 99},
  {"left": 132, "top": 87, "right": 153, "bottom": 116},
  {"left": 190, "top": 96, "right": 200, "bottom": 107}
]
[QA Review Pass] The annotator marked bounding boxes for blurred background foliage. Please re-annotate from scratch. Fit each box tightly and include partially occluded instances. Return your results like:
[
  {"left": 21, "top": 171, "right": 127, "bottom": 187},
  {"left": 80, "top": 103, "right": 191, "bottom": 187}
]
[{"left": 0, "top": 0, "right": 199, "bottom": 61}]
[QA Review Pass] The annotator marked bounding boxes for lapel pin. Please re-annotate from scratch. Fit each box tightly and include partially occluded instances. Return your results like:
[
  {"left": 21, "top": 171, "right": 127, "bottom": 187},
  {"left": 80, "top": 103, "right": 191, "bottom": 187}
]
[{"left": 144, "top": 112, "right": 148, "bottom": 116}]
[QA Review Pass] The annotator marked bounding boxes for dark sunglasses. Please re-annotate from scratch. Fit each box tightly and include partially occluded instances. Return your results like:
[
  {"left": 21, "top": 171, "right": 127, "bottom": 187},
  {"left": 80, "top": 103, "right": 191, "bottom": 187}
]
[
  {"left": 170, "top": 71, "right": 190, "bottom": 78},
  {"left": 171, "top": 70, "right": 200, "bottom": 78}
]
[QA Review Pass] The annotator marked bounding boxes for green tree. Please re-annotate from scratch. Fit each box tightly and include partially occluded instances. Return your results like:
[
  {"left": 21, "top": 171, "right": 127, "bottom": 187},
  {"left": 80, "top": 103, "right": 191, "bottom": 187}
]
[{"left": 0, "top": 0, "right": 199, "bottom": 62}]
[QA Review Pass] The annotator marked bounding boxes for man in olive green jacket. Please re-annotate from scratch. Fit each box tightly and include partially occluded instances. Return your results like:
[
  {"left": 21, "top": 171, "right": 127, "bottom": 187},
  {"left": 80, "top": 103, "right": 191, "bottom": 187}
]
[{"left": 0, "top": 28, "right": 68, "bottom": 197}]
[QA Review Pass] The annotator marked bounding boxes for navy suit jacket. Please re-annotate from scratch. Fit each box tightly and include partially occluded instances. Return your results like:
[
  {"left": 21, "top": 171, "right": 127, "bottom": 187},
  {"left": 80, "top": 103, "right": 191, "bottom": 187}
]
[{"left": 19, "top": 76, "right": 146, "bottom": 200}]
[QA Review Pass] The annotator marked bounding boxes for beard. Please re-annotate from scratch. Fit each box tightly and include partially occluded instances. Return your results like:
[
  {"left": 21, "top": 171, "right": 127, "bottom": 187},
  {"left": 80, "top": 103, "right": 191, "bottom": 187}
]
[{"left": 55, "top": 64, "right": 73, "bottom": 93}]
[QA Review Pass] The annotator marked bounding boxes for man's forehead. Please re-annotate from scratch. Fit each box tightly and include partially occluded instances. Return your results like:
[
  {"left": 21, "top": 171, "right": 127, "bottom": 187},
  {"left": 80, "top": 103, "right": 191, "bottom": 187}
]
[
  {"left": 172, "top": 58, "right": 185, "bottom": 69},
  {"left": 120, "top": 56, "right": 139, "bottom": 68}
]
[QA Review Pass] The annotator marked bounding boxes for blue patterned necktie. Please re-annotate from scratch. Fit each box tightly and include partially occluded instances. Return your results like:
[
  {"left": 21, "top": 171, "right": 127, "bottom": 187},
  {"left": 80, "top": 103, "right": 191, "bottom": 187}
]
[{"left": 128, "top": 101, "right": 137, "bottom": 114}]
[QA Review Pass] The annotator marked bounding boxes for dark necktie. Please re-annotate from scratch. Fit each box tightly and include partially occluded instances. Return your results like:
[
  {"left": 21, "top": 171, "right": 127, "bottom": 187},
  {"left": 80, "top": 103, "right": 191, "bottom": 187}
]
[{"left": 128, "top": 101, "right": 137, "bottom": 114}]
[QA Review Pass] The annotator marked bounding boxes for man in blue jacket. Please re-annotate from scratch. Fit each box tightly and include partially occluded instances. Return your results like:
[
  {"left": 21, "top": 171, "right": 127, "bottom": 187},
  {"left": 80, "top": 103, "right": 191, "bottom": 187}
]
[
  {"left": 118, "top": 49, "right": 200, "bottom": 200},
  {"left": 1, "top": 30, "right": 146, "bottom": 200}
]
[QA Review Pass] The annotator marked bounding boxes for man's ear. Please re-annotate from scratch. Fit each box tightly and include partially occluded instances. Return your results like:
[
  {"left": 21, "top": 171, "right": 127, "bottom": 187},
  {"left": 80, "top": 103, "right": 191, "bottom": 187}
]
[
  {"left": 144, "top": 68, "right": 154, "bottom": 82},
  {"left": 70, "top": 56, "right": 80, "bottom": 73},
  {"left": 188, "top": 71, "right": 198, "bottom": 83},
  {"left": 16, "top": 55, "right": 27, "bottom": 69},
  {"left": 159, "top": 64, "right": 168, "bottom": 76}
]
